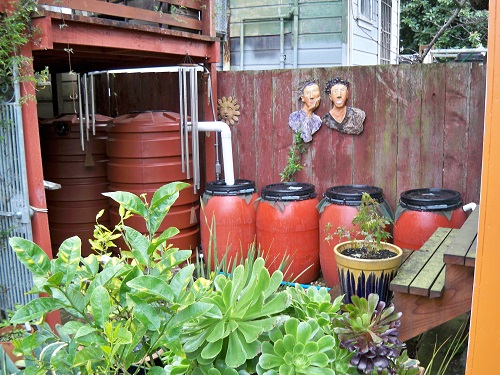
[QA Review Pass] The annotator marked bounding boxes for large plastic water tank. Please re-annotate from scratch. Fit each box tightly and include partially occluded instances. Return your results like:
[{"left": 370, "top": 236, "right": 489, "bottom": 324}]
[
  {"left": 200, "top": 179, "right": 257, "bottom": 267},
  {"left": 318, "top": 185, "right": 393, "bottom": 288},
  {"left": 40, "top": 114, "right": 112, "bottom": 257},
  {"left": 393, "top": 188, "right": 468, "bottom": 250},
  {"left": 256, "top": 182, "right": 319, "bottom": 284},
  {"left": 106, "top": 111, "right": 199, "bottom": 252}
]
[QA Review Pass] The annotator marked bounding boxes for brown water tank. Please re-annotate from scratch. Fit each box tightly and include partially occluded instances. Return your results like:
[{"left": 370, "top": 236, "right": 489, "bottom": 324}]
[
  {"left": 106, "top": 111, "right": 200, "bottom": 252},
  {"left": 40, "top": 114, "right": 112, "bottom": 257}
]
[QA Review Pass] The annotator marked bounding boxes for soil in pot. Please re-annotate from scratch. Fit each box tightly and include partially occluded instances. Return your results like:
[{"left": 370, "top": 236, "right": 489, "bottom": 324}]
[{"left": 340, "top": 246, "right": 399, "bottom": 260}]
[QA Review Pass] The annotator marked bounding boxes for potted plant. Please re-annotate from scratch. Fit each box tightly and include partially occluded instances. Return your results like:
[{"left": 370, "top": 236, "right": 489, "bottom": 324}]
[
  {"left": 326, "top": 192, "right": 403, "bottom": 304},
  {"left": 0, "top": 308, "right": 30, "bottom": 366}
]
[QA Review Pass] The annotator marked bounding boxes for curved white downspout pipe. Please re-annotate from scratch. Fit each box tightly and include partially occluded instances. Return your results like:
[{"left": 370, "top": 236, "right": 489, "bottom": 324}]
[{"left": 189, "top": 121, "right": 235, "bottom": 186}]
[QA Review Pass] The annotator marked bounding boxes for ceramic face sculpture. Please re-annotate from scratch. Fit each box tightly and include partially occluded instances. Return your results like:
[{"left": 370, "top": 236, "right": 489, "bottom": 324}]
[
  {"left": 288, "top": 80, "right": 322, "bottom": 142},
  {"left": 322, "top": 77, "right": 365, "bottom": 135}
]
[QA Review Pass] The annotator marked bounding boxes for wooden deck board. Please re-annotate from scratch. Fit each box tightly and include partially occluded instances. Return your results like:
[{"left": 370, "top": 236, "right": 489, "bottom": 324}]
[
  {"left": 443, "top": 208, "right": 479, "bottom": 265},
  {"left": 409, "top": 229, "right": 457, "bottom": 297},
  {"left": 390, "top": 227, "right": 452, "bottom": 294}
]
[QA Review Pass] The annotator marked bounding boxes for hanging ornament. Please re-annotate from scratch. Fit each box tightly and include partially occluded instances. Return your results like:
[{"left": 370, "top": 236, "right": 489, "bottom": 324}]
[{"left": 217, "top": 96, "right": 240, "bottom": 125}]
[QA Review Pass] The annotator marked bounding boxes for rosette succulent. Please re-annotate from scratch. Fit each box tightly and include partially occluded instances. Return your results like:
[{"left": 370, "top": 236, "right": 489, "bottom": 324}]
[
  {"left": 257, "top": 317, "right": 354, "bottom": 375},
  {"left": 333, "top": 294, "right": 408, "bottom": 375},
  {"left": 180, "top": 257, "right": 291, "bottom": 371}
]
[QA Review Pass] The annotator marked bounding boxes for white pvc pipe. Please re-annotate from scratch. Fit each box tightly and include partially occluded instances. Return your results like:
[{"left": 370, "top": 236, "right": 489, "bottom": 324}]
[
  {"left": 190, "top": 121, "right": 235, "bottom": 186},
  {"left": 463, "top": 202, "right": 477, "bottom": 212}
]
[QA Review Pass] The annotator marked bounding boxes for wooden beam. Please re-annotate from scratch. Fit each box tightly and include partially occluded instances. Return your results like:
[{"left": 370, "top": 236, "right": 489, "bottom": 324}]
[{"left": 32, "top": 17, "right": 217, "bottom": 59}]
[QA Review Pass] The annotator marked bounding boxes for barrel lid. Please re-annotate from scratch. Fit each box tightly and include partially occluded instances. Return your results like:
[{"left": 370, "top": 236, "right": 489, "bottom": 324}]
[
  {"left": 261, "top": 182, "right": 316, "bottom": 201},
  {"left": 399, "top": 188, "right": 462, "bottom": 211},
  {"left": 324, "top": 185, "right": 384, "bottom": 206},
  {"left": 204, "top": 179, "right": 256, "bottom": 196}
]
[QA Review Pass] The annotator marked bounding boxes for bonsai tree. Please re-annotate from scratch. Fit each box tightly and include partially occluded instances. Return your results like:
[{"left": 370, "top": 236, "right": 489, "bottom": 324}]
[{"left": 327, "top": 192, "right": 393, "bottom": 258}]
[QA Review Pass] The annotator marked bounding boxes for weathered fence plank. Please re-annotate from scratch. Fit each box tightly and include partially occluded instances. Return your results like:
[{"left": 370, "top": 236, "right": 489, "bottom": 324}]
[
  {"left": 444, "top": 63, "right": 470, "bottom": 197},
  {"left": 373, "top": 65, "right": 398, "bottom": 209},
  {"left": 420, "top": 63, "right": 446, "bottom": 189}
]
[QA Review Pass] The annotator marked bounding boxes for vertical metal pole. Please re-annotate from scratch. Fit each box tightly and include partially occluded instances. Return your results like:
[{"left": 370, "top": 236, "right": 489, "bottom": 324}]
[
  {"left": 90, "top": 73, "right": 95, "bottom": 135},
  {"left": 190, "top": 67, "right": 199, "bottom": 191},
  {"left": 77, "top": 73, "right": 84, "bottom": 150},
  {"left": 179, "top": 69, "right": 185, "bottom": 173},
  {"left": 240, "top": 22, "right": 244, "bottom": 70},
  {"left": 183, "top": 69, "right": 190, "bottom": 179},
  {"left": 84, "top": 73, "right": 89, "bottom": 141}
]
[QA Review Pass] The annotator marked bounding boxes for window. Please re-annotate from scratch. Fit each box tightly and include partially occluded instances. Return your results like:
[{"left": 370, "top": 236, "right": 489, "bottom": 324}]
[
  {"left": 380, "top": 0, "right": 391, "bottom": 64},
  {"left": 360, "top": 0, "right": 372, "bottom": 19}
]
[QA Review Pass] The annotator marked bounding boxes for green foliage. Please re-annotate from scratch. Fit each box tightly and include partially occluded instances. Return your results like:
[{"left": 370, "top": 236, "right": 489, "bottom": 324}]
[
  {"left": 5, "top": 181, "right": 417, "bottom": 375},
  {"left": 180, "top": 257, "right": 291, "bottom": 371},
  {"left": 286, "top": 285, "right": 343, "bottom": 334},
  {"left": 327, "top": 192, "right": 392, "bottom": 254},
  {"left": 8, "top": 181, "right": 214, "bottom": 374},
  {"left": 400, "top": 0, "right": 488, "bottom": 53},
  {"left": 333, "top": 294, "right": 420, "bottom": 375},
  {"left": 0, "top": 0, "right": 48, "bottom": 103},
  {"left": 280, "top": 132, "right": 307, "bottom": 182},
  {"left": 257, "top": 318, "right": 355, "bottom": 375}
]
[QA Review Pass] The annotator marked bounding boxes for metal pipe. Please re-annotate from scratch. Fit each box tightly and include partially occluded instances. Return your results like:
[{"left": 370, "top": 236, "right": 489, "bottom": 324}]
[
  {"left": 90, "top": 73, "right": 95, "bottom": 135},
  {"left": 240, "top": 22, "right": 244, "bottom": 70},
  {"left": 183, "top": 69, "right": 190, "bottom": 179},
  {"left": 77, "top": 73, "right": 84, "bottom": 151},
  {"left": 178, "top": 69, "right": 185, "bottom": 173},
  {"left": 280, "top": 18, "right": 285, "bottom": 69},
  {"left": 293, "top": 0, "right": 298, "bottom": 68},
  {"left": 84, "top": 73, "right": 89, "bottom": 141}
]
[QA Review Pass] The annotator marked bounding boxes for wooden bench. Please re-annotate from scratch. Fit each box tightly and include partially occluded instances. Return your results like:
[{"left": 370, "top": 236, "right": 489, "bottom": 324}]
[{"left": 390, "top": 207, "right": 479, "bottom": 341}]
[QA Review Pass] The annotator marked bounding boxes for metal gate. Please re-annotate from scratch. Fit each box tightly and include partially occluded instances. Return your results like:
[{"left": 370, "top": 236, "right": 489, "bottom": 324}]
[{"left": 0, "top": 69, "right": 36, "bottom": 310}]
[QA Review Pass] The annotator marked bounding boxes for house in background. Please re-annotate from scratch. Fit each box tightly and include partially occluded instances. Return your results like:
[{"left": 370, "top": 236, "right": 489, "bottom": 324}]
[{"left": 221, "top": 0, "right": 400, "bottom": 70}]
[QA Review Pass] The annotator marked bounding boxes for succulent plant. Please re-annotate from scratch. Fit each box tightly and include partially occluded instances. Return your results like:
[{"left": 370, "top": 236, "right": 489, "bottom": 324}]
[
  {"left": 286, "top": 285, "right": 343, "bottom": 334},
  {"left": 333, "top": 294, "right": 408, "bottom": 375},
  {"left": 180, "top": 256, "right": 291, "bottom": 370},
  {"left": 257, "top": 317, "right": 354, "bottom": 375}
]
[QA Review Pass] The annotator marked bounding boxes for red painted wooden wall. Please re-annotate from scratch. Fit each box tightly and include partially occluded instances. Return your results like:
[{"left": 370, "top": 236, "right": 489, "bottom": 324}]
[{"left": 217, "top": 63, "right": 486, "bottom": 212}]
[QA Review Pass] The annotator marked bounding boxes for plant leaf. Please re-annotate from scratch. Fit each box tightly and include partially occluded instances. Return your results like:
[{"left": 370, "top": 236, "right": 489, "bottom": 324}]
[
  {"left": 10, "top": 297, "right": 65, "bottom": 323},
  {"left": 123, "top": 226, "right": 150, "bottom": 265},
  {"left": 103, "top": 191, "right": 147, "bottom": 217},
  {"left": 90, "top": 286, "right": 111, "bottom": 329},
  {"left": 127, "top": 275, "right": 175, "bottom": 302},
  {"left": 128, "top": 294, "right": 161, "bottom": 330},
  {"left": 53, "top": 236, "right": 81, "bottom": 286},
  {"left": 9, "top": 237, "right": 51, "bottom": 276}
]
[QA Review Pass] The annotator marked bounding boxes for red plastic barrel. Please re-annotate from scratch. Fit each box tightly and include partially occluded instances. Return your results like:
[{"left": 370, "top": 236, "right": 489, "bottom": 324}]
[
  {"left": 200, "top": 179, "right": 257, "bottom": 267},
  {"left": 256, "top": 182, "right": 319, "bottom": 284},
  {"left": 318, "top": 185, "right": 393, "bottom": 288},
  {"left": 40, "top": 114, "right": 112, "bottom": 257},
  {"left": 106, "top": 111, "right": 199, "bottom": 252},
  {"left": 393, "top": 188, "right": 468, "bottom": 250}
]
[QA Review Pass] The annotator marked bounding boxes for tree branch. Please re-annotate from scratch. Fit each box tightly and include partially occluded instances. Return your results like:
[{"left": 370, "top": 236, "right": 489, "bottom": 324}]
[{"left": 420, "top": 0, "right": 468, "bottom": 61}]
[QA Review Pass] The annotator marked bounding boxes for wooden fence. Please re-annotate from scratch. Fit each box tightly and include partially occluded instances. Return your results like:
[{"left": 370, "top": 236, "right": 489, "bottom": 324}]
[{"left": 217, "top": 63, "right": 486, "bottom": 211}]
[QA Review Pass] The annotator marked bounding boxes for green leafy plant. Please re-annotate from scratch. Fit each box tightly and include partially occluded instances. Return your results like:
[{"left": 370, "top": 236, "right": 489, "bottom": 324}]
[
  {"left": 8, "top": 181, "right": 214, "bottom": 374},
  {"left": 257, "top": 317, "right": 355, "bottom": 375},
  {"left": 280, "top": 132, "right": 307, "bottom": 182},
  {"left": 286, "top": 285, "right": 343, "bottom": 334},
  {"left": 0, "top": 0, "right": 48, "bottom": 103},
  {"left": 327, "top": 192, "right": 392, "bottom": 254},
  {"left": 333, "top": 294, "right": 420, "bottom": 375},
  {"left": 180, "top": 256, "right": 291, "bottom": 372}
]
